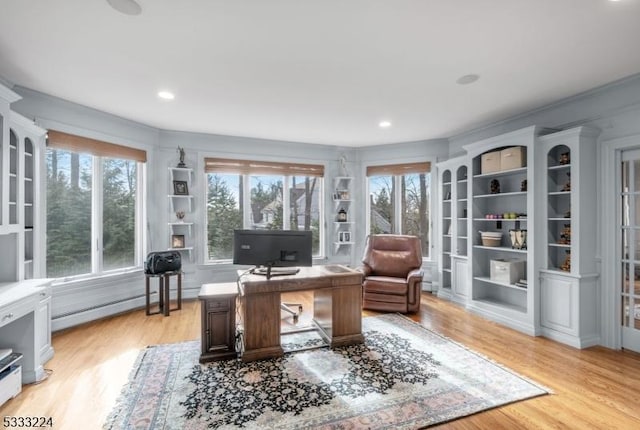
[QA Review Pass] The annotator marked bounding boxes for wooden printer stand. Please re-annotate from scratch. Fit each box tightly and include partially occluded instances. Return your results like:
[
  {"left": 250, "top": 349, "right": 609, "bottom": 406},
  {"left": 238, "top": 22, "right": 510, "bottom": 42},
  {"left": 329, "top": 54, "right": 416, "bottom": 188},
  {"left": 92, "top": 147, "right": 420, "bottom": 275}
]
[{"left": 198, "top": 283, "right": 239, "bottom": 362}]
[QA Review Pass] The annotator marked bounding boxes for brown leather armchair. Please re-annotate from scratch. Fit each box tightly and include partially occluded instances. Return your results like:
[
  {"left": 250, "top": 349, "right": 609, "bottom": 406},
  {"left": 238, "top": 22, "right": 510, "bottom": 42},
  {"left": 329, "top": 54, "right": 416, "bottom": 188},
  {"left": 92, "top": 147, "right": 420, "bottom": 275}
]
[{"left": 359, "top": 234, "right": 423, "bottom": 313}]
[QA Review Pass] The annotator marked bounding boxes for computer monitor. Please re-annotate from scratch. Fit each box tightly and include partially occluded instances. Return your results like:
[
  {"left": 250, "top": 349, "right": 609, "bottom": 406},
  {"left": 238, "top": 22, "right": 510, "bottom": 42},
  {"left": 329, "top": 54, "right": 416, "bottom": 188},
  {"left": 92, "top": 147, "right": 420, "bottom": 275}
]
[{"left": 233, "top": 229, "right": 312, "bottom": 279}]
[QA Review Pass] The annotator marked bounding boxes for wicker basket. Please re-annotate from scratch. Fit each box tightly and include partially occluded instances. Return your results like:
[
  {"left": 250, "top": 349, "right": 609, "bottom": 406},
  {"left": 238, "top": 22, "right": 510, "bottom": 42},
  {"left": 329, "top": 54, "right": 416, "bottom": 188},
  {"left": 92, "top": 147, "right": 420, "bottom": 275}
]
[{"left": 480, "top": 231, "right": 502, "bottom": 247}]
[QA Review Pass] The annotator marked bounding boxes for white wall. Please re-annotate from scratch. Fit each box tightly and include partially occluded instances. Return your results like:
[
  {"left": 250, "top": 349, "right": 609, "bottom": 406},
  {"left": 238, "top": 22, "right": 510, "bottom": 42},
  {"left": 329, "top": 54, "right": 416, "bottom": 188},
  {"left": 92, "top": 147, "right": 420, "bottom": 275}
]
[
  {"left": 9, "top": 72, "right": 640, "bottom": 334},
  {"left": 448, "top": 74, "right": 640, "bottom": 156}
]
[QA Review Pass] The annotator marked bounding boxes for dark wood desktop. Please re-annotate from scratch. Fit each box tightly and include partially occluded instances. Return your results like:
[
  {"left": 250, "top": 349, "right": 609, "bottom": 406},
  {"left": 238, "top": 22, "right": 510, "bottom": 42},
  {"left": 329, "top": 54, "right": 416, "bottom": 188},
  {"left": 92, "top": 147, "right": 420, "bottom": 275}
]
[{"left": 238, "top": 264, "right": 364, "bottom": 362}]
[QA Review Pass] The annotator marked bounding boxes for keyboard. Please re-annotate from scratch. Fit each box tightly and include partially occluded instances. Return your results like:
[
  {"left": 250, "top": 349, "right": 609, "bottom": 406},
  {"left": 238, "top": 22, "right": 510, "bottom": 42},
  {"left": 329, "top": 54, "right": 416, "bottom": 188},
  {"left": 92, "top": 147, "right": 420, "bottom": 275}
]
[{"left": 253, "top": 267, "right": 300, "bottom": 276}]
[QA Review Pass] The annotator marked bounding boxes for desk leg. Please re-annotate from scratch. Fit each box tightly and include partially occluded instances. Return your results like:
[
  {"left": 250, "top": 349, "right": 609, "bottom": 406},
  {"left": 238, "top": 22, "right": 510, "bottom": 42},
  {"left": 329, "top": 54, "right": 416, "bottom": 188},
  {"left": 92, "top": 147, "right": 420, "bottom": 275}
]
[
  {"left": 314, "top": 282, "right": 364, "bottom": 347},
  {"left": 177, "top": 272, "right": 182, "bottom": 310},
  {"left": 158, "top": 277, "right": 164, "bottom": 314},
  {"left": 163, "top": 273, "right": 170, "bottom": 316},
  {"left": 241, "top": 292, "right": 283, "bottom": 362},
  {"left": 145, "top": 276, "right": 151, "bottom": 315}
]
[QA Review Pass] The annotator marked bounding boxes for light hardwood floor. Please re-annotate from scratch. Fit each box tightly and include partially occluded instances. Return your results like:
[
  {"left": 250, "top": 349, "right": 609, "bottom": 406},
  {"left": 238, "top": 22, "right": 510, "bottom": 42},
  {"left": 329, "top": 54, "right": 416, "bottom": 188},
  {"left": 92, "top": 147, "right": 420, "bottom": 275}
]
[{"left": 2, "top": 292, "right": 640, "bottom": 429}]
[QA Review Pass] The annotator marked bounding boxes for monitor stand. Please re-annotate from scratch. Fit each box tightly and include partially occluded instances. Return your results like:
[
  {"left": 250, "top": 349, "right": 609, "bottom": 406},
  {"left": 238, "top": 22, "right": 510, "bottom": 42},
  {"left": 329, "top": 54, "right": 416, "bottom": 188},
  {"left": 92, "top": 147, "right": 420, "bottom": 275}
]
[{"left": 252, "top": 266, "right": 300, "bottom": 280}]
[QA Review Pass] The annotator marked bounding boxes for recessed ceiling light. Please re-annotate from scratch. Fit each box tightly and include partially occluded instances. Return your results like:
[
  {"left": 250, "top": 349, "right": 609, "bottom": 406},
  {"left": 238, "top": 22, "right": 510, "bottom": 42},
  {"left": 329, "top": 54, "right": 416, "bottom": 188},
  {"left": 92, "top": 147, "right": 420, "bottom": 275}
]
[
  {"left": 158, "top": 91, "right": 175, "bottom": 100},
  {"left": 456, "top": 74, "right": 480, "bottom": 85},
  {"left": 379, "top": 121, "right": 392, "bottom": 128},
  {"left": 107, "top": 0, "right": 142, "bottom": 15}
]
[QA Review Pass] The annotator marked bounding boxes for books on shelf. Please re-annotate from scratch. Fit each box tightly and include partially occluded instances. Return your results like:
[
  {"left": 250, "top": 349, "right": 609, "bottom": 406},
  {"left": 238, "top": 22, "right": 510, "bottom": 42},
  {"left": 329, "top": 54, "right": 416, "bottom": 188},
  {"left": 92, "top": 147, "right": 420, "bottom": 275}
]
[{"left": 515, "top": 279, "right": 528, "bottom": 289}]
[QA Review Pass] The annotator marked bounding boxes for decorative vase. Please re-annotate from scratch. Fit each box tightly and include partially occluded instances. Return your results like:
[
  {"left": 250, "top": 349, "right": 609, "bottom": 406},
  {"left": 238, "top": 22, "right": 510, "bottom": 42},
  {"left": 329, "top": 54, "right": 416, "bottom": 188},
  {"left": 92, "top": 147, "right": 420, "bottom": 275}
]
[
  {"left": 509, "top": 229, "right": 527, "bottom": 250},
  {"left": 516, "top": 229, "right": 527, "bottom": 250}
]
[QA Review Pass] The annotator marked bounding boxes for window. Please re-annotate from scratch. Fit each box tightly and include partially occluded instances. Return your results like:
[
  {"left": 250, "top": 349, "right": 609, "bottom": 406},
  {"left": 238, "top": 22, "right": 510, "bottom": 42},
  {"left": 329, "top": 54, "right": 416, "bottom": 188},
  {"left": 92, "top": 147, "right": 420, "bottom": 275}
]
[
  {"left": 46, "top": 130, "right": 145, "bottom": 278},
  {"left": 367, "top": 162, "right": 431, "bottom": 257},
  {"left": 205, "top": 158, "right": 324, "bottom": 261}
]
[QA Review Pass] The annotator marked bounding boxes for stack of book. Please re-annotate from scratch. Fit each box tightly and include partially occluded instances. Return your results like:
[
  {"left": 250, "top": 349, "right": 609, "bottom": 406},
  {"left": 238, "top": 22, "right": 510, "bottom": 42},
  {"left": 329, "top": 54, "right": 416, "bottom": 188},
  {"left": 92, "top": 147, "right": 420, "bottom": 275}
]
[{"left": 515, "top": 279, "right": 528, "bottom": 289}]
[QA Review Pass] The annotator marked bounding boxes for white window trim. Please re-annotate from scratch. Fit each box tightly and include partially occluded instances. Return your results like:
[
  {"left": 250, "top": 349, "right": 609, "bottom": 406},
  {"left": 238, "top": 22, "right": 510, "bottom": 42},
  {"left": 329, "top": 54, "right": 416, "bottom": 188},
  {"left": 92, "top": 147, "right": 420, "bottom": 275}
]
[
  {"left": 45, "top": 153, "right": 145, "bottom": 281},
  {"left": 365, "top": 166, "right": 433, "bottom": 260}
]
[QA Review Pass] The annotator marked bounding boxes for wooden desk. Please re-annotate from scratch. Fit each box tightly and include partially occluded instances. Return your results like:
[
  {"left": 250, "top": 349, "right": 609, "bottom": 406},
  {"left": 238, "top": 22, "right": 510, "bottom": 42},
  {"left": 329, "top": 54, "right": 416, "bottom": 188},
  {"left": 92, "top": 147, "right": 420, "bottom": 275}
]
[{"left": 239, "top": 265, "right": 363, "bottom": 362}]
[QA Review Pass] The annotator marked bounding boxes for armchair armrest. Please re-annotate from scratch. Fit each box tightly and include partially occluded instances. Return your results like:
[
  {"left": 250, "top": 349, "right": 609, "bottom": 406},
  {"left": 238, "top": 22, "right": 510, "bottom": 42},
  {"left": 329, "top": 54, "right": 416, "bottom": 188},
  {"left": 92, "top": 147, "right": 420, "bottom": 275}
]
[
  {"left": 357, "top": 265, "right": 372, "bottom": 277},
  {"left": 406, "top": 267, "right": 424, "bottom": 309},
  {"left": 406, "top": 268, "right": 423, "bottom": 282}
]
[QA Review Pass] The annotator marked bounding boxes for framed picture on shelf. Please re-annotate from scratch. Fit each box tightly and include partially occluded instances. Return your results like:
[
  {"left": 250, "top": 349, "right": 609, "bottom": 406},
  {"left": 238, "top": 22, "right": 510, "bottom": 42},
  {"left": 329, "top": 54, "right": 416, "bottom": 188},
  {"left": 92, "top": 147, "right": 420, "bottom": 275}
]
[
  {"left": 339, "top": 231, "right": 351, "bottom": 242},
  {"left": 171, "top": 234, "right": 185, "bottom": 248},
  {"left": 173, "top": 180, "right": 189, "bottom": 195}
]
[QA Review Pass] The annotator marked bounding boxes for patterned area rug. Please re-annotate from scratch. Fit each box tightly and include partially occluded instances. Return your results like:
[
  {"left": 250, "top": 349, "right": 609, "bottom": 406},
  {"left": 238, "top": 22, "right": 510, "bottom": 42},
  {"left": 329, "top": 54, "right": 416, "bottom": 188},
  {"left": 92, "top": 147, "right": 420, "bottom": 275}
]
[{"left": 104, "top": 314, "right": 549, "bottom": 429}]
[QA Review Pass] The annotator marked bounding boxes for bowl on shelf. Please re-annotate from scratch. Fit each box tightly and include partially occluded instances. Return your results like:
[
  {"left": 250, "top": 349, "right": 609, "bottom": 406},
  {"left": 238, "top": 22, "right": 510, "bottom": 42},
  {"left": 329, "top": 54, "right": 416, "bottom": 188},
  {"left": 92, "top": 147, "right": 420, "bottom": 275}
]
[{"left": 479, "top": 231, "right": 502, "bottom": 247}]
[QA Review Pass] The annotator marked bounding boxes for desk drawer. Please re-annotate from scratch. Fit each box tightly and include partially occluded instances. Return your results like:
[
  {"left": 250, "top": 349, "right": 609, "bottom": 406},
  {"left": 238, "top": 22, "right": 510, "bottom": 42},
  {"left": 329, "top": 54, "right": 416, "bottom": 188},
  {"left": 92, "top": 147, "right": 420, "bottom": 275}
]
[
  {"left": 205, "top": 298, "right": 230, "bottom": 311},
  {"left": 0, "top": 297, "right": 34, "bottom": 329}
]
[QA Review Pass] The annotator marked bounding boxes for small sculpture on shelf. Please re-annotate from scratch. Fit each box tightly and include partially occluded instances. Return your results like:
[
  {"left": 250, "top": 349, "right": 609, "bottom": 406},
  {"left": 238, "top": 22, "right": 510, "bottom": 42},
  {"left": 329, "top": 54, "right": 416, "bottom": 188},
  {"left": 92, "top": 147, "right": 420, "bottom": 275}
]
[
  {"left": 177, "top": 146, "right": 187, "bottom": 168},
  {"left": 490, "top": 179, "right": 500, "bottom": 194},
  {"left": 561, "top": 172, "right": 571, "bottom": 192},
  {"left": 176, "top": 211, "right": 185, "bottom": 222},
  {"left": 559, "top": 152, "right": 570, "bottom": 165},
  {"left": 520, "top": 179, "right": 527, "bottom": 192},
  {"left": 560, "top": 250, "right": 571, "bottom": 272},
  {"left": 558, "top": 224, "right": 571, "bottom": 245},
  {"left": 564, "top": 209, "right": 571, "bottom": 218},
  {"left": 337, "top": 208, "right": 348, "bottom": 222},
  {"left": 338, "top": 155, "right": 349, "bottom": 177}
]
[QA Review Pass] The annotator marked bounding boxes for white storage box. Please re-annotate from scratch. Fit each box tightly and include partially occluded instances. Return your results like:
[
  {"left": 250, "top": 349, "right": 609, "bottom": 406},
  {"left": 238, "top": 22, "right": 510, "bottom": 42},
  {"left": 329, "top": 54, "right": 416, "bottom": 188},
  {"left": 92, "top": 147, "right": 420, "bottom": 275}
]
[
  {"left": 481, "top": 150, "right": 501, "bottom": 174},
  {"left": 490, "top": 258, "right": 525, "bottom": 285},
  {"left": 500, "top": 146, "right": 526, "bottom": 170}
]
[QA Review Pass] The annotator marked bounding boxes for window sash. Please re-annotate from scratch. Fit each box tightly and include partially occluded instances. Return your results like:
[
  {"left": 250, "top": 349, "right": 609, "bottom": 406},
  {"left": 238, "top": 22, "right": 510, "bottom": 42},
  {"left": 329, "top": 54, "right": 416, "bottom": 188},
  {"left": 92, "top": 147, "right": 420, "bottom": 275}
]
[
  {"left": 46, "top": 147, "right": 143, "bottom": 278},
  {"left": 206, "top": 172, "right": 324, "bottom": 261},
  {"left": 367, "top": 171, "right": 431, "bottom": 257}
]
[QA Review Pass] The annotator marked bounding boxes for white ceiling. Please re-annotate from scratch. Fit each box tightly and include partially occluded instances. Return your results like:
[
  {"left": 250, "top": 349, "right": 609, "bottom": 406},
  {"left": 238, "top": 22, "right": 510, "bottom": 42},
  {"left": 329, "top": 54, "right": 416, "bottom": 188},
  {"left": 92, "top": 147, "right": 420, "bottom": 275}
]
[{"left": 1, "top": 0, "right": 640, "bottom": 147}]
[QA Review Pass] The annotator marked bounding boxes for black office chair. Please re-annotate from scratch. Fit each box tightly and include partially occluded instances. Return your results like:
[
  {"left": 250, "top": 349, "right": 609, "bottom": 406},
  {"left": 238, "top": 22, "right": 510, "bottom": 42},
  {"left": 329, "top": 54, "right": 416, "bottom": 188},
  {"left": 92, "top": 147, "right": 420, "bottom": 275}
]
[{"left": 281, "top": 302, "right": 303, "bottom": 322}]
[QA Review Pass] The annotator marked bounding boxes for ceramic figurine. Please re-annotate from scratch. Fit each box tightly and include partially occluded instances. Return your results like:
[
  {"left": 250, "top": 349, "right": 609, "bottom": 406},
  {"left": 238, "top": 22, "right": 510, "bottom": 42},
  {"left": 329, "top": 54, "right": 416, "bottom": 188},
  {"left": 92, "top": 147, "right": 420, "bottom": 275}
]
[
  {"left": 559, "top": 224, "right": 571, "bottom": 245},
  {"left": 177, "top": 146, "right": 186, "bottom": 168},
  {"left": 559, "top": 152, "right": 570, "bottom": 165},
  {"left": 521, "top": 179, "right": 527, "bottom": 192},
  {"left": 490, "top": 179, "right": 500, "bottom": 194},
  {"left": 560, "top": 250, "right": 571, "bottom": 272},
  {"left": 561, "top": 172, "right": 571, "bottom": 192}
]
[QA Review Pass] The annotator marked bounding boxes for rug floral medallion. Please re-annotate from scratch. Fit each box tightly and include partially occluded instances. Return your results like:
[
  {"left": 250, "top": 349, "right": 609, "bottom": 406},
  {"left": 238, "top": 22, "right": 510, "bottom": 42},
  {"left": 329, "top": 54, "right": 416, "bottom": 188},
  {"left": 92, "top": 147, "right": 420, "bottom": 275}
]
[{"left": 105, "top": 314, "right": 549, "bottom": 429}]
